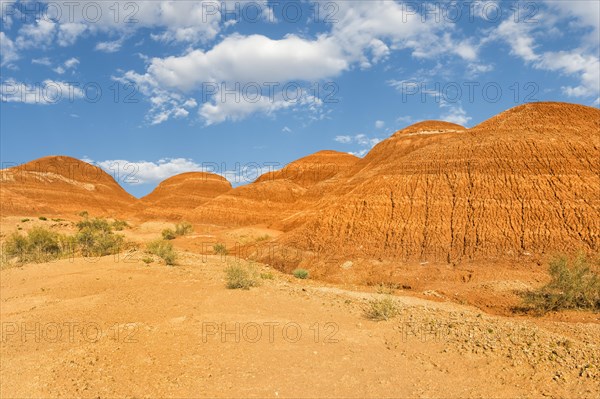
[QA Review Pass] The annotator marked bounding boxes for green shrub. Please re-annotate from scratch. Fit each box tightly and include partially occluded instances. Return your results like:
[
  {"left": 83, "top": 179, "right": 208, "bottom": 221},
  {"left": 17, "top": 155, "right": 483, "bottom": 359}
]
[
  {"left": 146, "top": 240, "right": 176, "bottom": 266},
  {"left": 20, "top": 218, "right": 30, "bottom": 223},
  {"left": 175, "top": 222, "right": 193, "bottom": 236},
  {"left": 260, "top": 272, "right": 274, "bottom": 280},
  {"left": 38, "top": 216, "right": 47, "bottom": 221},
  {"left": 255, "top": 234, "right": 271, "bottom": 242},
  {"left": 3, "top": 227, "right": 72, "bottom": 263},
  {"left": 142, "top": 256, "right": 153, "bottom": 264},
  {"left": 162, "top": 229, "right": 176, "bottom": 240},
  {"left": 213, "top": 243, "right": 228, "bottom": 255},
  {"left": 75, "top": 218, "right": 123, "bottom": 256},
  {"left": 225, "top": 263, "right": 260, "bottom": 290},
  {"left": 364, "top": 296, "right": 400, "bottom": 321},
  {"left": 525, "top": 254, "right": 600, "bottom": 313},
  {"left": 292, "top": 268, "right": 309, "bottom": 279},
  {"left": 79, "top": 211, "right": 89, "bottom": 218},
  {"left": 112, "top": 219, "right": 129, "bottom": 231}
]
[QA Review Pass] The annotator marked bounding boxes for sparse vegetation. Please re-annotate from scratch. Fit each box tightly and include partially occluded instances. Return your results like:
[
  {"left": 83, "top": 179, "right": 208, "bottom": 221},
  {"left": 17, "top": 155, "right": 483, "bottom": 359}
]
[
  {"left": 75, "top": 218, "right": 124, "bottom": 257},
  {"left": 38, "top": 216, "right": 47, "bottom": 221},
  {"left": 364, "top": 296, "right": 400, "bottom": 321},
  {"left": 112, "top": 219, "right": 129, "bottom": 231},
  {"left": 79, "top": 211, "right": 89, "bottom": 218},
  {"left": 175, "top": 222, "right": 193, "bottom": 236},
  {"left": 524, "top": 254, "right": 600, "bottom": 313},
  {"left": 255, "top": 234, "right": 271, "bottom": 242},
  {"left": 292, "top": 268, "right": 309, "bottom": 279},
  {"left": 376, "top": 283, "right": 396, "bottom": 295},
  {"left": 3, "top": 227, "right": 74, "bottom": 263},
  {"left": 146, "top": 240, "right": 176, "bottom": 266},
  {"left": 20, "top": 218, "right": 30, "bottom": 223},
  {"left": 161, "top": 228, "right": 176, "bottom": 240},
  {"left": 213, "top": 243, "right": 228, "bottom": 255},
  {"left": 260, "top": 271, "right": 274, "bottom": 280},
  {"left": 142, "top": 256, "right": 153, "bottom": 265},
  {"left": 225, "top": 262, "right": 260, "bottom": 290}
]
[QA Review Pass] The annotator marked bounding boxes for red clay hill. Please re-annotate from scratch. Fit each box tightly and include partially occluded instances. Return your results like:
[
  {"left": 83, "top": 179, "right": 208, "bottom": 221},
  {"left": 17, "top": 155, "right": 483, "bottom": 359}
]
[
  {"left": 135, "top": 172, "right": 232, "bottom": 220},
  {"left": 0, "top": 156, "right": 136, "bottom": 217},
  {"left": 275, "top": 102, "right": 600, "bottom": 271},
  {"left": 190, "top": 150, "right": 359, "bottom": 226}
]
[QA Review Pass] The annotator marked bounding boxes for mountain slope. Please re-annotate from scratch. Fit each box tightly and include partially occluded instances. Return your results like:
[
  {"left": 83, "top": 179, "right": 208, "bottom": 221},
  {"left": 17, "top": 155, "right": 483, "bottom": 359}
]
[
  {"left": 275, "top": 103, "right": 600, "bottom": 269},
  {"left": 0, "top": 156, "right": 136, "bottom": 217}
]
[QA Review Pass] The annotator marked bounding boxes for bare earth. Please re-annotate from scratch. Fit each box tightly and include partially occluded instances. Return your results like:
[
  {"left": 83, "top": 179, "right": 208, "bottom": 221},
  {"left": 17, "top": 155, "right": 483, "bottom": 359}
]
[{"left": 1, "top": 221, "right": 598, "bottom": 398}]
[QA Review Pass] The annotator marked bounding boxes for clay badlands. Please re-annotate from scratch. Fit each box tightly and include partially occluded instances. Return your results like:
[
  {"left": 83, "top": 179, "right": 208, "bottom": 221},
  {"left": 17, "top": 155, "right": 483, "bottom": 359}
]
[{"left": 1, "top": 102, "right": 599, "bottom": 397}]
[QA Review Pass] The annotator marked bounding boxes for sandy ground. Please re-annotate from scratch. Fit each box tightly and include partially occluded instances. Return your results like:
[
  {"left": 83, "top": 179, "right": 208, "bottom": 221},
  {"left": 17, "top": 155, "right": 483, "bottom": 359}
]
[{"left": 1, "top": 217, "right": 599, "bottom": 398}]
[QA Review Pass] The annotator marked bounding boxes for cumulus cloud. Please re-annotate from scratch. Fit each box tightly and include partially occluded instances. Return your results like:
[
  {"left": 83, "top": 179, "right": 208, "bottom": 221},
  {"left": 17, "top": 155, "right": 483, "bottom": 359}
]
[
  {"left": 493, "top": 11, "right": 600, "bottom": 99},
  {"left": 375, "top": 120, "right": 385, "bottom": 129},
  {"left": 119, "top": 0, "right": 482, "bottom": 125},
  {"left": 84, "top": 157, "right": 268, "bottom": 186},
  {"left": 0, "top": 32, "right": 19, "bottom": 66},
  {"left": 95, "top": 40, "right": 123, "bottom": 53}
]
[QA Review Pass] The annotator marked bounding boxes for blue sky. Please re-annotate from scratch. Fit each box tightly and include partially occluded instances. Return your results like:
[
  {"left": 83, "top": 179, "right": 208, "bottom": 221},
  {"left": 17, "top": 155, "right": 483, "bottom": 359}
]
[{"left": 1, "top": 0, "right": 599, "bottom": 197}]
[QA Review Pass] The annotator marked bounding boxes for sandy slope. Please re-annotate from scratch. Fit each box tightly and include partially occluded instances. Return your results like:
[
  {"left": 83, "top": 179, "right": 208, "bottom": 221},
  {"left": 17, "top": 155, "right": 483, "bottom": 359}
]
[{"left": 1, "top": 252, "right": 598, "bottom": 398}]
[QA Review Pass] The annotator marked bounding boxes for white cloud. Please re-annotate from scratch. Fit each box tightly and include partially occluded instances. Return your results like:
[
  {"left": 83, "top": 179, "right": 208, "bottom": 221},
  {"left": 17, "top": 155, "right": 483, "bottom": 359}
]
[
  {"left": 0, "top": 32, "right": 19, "bottom": 66},
  {"left": 199, "top": 93, "right": 294, "bottom": 126},
  {"left": 57, "top": 23, "right": 87, "bottom": 46},
  {"left": 85, "top": 157, "right": 265, "bottom": 186},
  {"left": 32, "top": 57, "right": 52, "bottom": 66},
  {"left": 334, "top": 135, "right": 352, "bottom": 144},
  {"left": 0, "top": 79, "right": 84, "bottom": 104},
  {"left": 492, "top": 10, "right": 599, "bottom": 100},
  {"left": 95, "top": 40, "right": 123, "bottom": 53},
  {"left": 546, "top": 0, "right": 600, "bottom": 45},
  {"left": 440, "top": 104, "right": 471, "bottom": 126},
  {"left": 120, "top": 0, "right": 481, "bottom": 124},
  {"left": 16, "top": 19, "right": 56, "bottom": 49},
  {"left": 88, "top": 158, "right": 205, "bottom": 185},
  {"left": 52, "top": 57, "right": 79, "bottom": 75},
  {"left": 375, "top": 120, "right": 385, "bottom": 129},
  {"left": 131, "top": 34, "right": 347, "bottom": 92},
  {"left": 64, "top": 57, "right": 80, "bottom": 69},
  {"left": 282, "top": 126, "right": 292, "bottom": 133},
  {"left": 335, "top": 133, "right": 382, "bottom": 157}
]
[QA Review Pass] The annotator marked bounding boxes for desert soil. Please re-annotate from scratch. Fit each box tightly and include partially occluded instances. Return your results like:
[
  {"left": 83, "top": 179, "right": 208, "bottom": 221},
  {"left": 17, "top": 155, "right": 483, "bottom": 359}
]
[{"left": 1, "top": 223, "right": 599, "bottom": 398}]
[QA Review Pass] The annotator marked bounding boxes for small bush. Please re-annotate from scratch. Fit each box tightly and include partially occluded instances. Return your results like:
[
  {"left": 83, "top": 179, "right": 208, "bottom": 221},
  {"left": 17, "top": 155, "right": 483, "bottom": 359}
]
[
  {"left": 525, "top": 254, "right": 600, "bottom": 313},
  {"left": 112, "top": 219, "right": 129, "bottom": 231},
  {"left": 292, "top": 268, "right": 309, "bottom": 279},
  {"left": 364, "top": 296, "right": 400, "bottom": 321},
  {"left": 256, "top": 234, "right": 271, "bottom": 242},
  {"left": 376, "top": 283, "right": 396, "bottom": 295},
  {"left": 38, "top": 216, "right": 47, "bottom": 221},
  {"left": 161, "top": 229, "right": 176, "bottom": 240},
  {"left": 21, "top": 218, "right": 30, "bottom": 223},
  {"left": 76, "top": 218, "right": 123, "bottom": 256},
  {"left": 175, "top": 222, "right": 193, "bottom": 236},
  {"left": 260, "top": 272, "right": 274, "bottom": 280},
  {"left": 79, "top": 211, "right": 89, "bottom": 218},
  {"left": 213, "top": 243, "right": 228, "bottom": 255},
  {"left": 142, "top": 256, "right": 153, "bottom": 264},
  {"left": 3, "top": 227, "right": 72, "bottom": 263},
  {"left": 225, "top": 263, "right": 260, "bottom": 290},
  {"left": 147, "top": 240, "right": 176, "bottom": 266}
]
